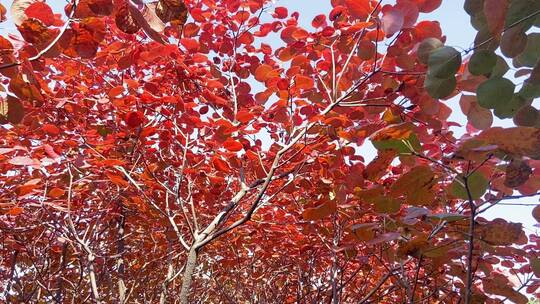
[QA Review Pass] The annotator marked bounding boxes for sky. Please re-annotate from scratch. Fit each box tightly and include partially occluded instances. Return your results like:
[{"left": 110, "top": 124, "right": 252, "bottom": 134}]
[{"left": 0, "top": 0, "right": 538, "bottom": 231}]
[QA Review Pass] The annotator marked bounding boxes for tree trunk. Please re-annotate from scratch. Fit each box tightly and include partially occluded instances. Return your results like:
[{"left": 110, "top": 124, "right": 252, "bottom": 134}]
[
  {"left": 117, "top": 210, "right": 127, "bottom": 304},
  {"left": 179, "top": 248, "right": 198, "bottom": 304},
  {"left": 159, "top": 240, "right": 174, "bottom": 304}
]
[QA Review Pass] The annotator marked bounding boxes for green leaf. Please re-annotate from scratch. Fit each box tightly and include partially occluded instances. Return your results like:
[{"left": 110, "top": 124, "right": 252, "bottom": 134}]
[
  {"left": 518, "top": 60, "right": 540, "bottom": 99},
  {"left": 477, "top": 77, "right": 515, "bottom": 109},
  {"left": 373, "top": 196, "right": 401, "bottom": 214},
  {"left": 489, "top": 55, "right": 509, "bottom": 78},
  {"left": 372, "top": 133, "right": 421, "bottom": 154},
  {"left": 428, "top": 213, "right": 467, "bottom": 222},
  {"left": 464, "top": 0, "right": 485, "bottom": 17},
  {"left": 424, "top": 75, "right": 457, "bottom": 99},
  {"left": 514, "top": 33, "right": 540, "bottom": 68},
  {"left": 531, "top": 257, "right": 540, "bottom": 277},
  {"left": 494, "top": 94, "right": 528, "bottom": 119},
  {"left": 417, "top": 38, "right": 443, "bottom": 64},
  {"left": 450, "top": 172, "right": 489, "bottom": 200},
  {"left": 427, "top": 46, "right": 462, "bottom": 78},
  {"left": 468, "top": 50, "right": 497, "bottom": 75},
  {"left": 505, "top": 0, "right": 540, "bottom": 29}
]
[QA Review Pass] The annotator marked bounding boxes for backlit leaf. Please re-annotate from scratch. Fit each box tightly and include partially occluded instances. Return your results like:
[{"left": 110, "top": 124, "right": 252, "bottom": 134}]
[
  {"left": 417, "top": 37, "right": 443, "bottom": 64},
  {"left": 476, "top": 77, "right": 515, "bottom": 109},
  {"left": 390, "top": 166, "right": 437, "bottom": 206},
  {"left": 156, "top": 0, "right": 188, "bottom": 25},
  {"left": 0, "top": 96, "right": 24, "bottom": 124},
  {"left": 424, "top": 74, "right": 457, "bottom": 99},
  {"left": 504, "top": 159, "right": 532, "bottom": 188},
  {"left": 303, "top": 200, "right": 336, "bottom": 221},
  {"left": 10, "top": 0, "right": 36, "bottom": 26},
  {"left": 450, "top": 172, "right": 489, "bottom": 200},
  {"left": 427, "top": 46, "right": 462, "bottom": 78},
  {"left": 476, "top": 127, "right": 540, "bottom": 159},
  {"left": 514, "top": 33, "right": 540, "bottom": 67},
  {"left": 468, "top": 50, "right": 497, "bottom": 75}
]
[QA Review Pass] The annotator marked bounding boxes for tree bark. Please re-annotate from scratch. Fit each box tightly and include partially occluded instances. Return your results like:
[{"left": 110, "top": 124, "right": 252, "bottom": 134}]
[
  {"left": 159, "top": 240, "right": 174, "bottom": 304},
  {"left": 179, "top": 247, "right": 198, "bottom": 304},
  {"left": 117, "top": 210, "right": 127, "bottom": 304}
]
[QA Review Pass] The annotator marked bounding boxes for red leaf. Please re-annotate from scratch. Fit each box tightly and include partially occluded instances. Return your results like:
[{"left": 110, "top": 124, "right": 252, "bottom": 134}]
[
  {"left": 125, "top": 111, "right": 144, "bottom": 128},
  {"left": 42, "top": 124, "right": 60, "bottom": 135},
  {"left": 381, "top": 5, "right": 404, "bottom": 37},
  {"left": 303, "top": 200, "right": 336, "bottom": 221},
  {"left": 180, "top": 38, "right": 199, "bottom": 52},
  {"left": 295, "top": 75, "right": 314, "bottom": 90},
  {"left": 6, "top": 207, "right": 24, "bottom": 216},
  {"left": 106, "top": 172, "right": 129, "bottom": 187},
  {"left": 0, "top": 4, "right": 6, "bottom": 22},
  {"left": 415, "top": 0, "right": 442, "bottom": 13},
  {"left": 48, "top": 188, "right": 65, "bottom": 199},
  {"left": 25, "top": 2, "right": 55, "bottom": 26},
  {"left": 274, "top": 6, "right": 288, "bottom": 19},
  {"left": 254, "top": 64, "right": 273, "bottom": 82},
  {"left": 484, "top": 0, "right": 508, "bottom": 34},
  {"left": 108, "top": 86, "right": 125, "bottom": 97},
  {"left": 223, "top": 138, "right": 243, "bottom": 152},
  {"left": 344, "top": 0, "right": 372, "bottom": 20},
  {"left": 236, "top": 110, "right": 254, "bottom": 123},
  {"left": 212, "top": 157, "right": 231, "bottom": 173}
]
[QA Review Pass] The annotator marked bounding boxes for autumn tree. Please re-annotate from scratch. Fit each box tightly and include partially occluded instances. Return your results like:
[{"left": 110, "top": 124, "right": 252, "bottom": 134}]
[{"left": 1, "top": 0, "right": 540, "bottom": 303}]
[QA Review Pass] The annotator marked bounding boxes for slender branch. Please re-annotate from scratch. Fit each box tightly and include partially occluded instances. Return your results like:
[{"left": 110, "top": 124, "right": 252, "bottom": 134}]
[{"left": 463, "top": 174, "right": 477, "bottom": 304}]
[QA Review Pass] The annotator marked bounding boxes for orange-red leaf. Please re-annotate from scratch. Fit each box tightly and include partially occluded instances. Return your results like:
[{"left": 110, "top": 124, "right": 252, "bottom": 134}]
[
  {"left": 223, "top": 138, "right": 243, "bottom": 152},
  {"left": 42, "top": 124, "right": 60, "bottom": 135},
  {"left": 48, "top": 187, "right": 65, "bottom": 199},
  {"left": 6, "top": 207, "right": 24, "bottom": 216},
  {"left": 295, "top": 75, "right": 314, "bottom": 90}
]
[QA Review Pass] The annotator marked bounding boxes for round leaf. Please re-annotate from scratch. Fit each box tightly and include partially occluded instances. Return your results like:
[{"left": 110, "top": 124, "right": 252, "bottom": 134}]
[
  {"left": 424, "top": 74, "right": 457, "bottom": 99},
  {"left": 476, "top": 77, "right": 515, "bottom": 109},
  {"left": 468, "top": 50, "right": 497, "bottom": 75},
  {"left": 515, "top": 33, "right": 540, "bottom": 67},
  {"left": 427, "top": 46, "right": 462, "bottom": 78},
  {"left": 450, "top": 172, "right": 489, "bottom": 200},
  {"left": 501, "top": 26, "right": 527, "bottom": 58},
  {"left": 417, "top": 38, "right": 443, "bottom": 64},
  {"left": 513, "top": 105, "right": 539, "bottom": 127}
]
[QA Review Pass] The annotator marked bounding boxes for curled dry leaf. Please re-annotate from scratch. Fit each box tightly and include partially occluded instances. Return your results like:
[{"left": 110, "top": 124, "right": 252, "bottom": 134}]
[
  {"left": 10, "top": 0, "right": 36, "bottom": 26},
  {"left": 156, "top": 0, "right": 188, "bottom": 25}
]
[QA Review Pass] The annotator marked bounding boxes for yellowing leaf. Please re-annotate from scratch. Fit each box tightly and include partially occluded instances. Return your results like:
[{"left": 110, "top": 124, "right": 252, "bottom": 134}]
[
  {"left": 504, "top": 159, "right": 532, "bottom": 188},
  {"left": 350, "top": 223, "right": 376, "bottom": 241},
  {"left": 477, "top": 127, "right": 540, "bottom": 159},
  {"left": 480, "top": 219, "right": 523, "bottom": 246},
  {"left": 370, "top": 122, "right": 421, "bottom": 153},
  {"left": 390, "top": 166, "right": 437, "bottom": 206},
  {"left": 450, "top": 172, "right": 489, "bottom": 200}
]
